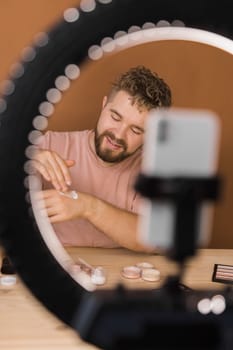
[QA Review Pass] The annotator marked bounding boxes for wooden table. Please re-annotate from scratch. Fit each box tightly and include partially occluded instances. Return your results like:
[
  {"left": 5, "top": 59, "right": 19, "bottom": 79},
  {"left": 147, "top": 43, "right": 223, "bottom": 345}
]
[{"left": 0, "top": 247, "right": 232, "bottom": 349}]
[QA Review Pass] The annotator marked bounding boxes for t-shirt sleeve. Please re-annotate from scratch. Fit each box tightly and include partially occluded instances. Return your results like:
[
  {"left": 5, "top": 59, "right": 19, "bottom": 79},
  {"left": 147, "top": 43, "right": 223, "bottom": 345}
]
[
  {"left": 33, "top": 131, "right": 69, "bottom": 190},
  {"left": 131, "top": 192, "right": 144, "bottom": 215},
  {"left": 36, "top": 131, "right": 70, "bottom": 160},
  {"left": 36, "top": 131, "right": 53, "bottom": 150}
]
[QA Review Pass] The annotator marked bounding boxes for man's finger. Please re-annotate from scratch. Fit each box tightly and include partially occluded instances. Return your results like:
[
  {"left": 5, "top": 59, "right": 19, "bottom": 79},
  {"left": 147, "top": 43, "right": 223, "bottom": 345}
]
[
  {"left": 54, "top": 153, "right": 73, "bottom": 187},
  {"left": 49, "top": 214, "right": 63, "bottom": 223},
  {"left": 46, "top": 154, "right": 68, "bottom": 191},
  {"left": 46, "top": 206, "right": 59, "bottom": 217},
  {"left": 31, "top": 160, "right": 51, "bottom": 182},
  {"left": 41, "top": 189, "right": 58, "bottom": 199},
  {"left": 65, "top": 159, "right": 75, "bottom": 167}
]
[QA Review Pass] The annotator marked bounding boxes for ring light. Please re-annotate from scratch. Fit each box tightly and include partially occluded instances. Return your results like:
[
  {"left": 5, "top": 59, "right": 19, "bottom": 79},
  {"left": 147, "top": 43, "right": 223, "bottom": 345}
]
[{"left": 0, "top": 0, "right": 232, "bottom": 328}]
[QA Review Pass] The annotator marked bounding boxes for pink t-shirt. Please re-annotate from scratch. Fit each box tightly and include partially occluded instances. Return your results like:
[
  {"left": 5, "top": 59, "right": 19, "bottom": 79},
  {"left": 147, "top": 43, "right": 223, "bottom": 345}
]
[{"left": 38, "top": 130, "right": 142, "bottom": 247}]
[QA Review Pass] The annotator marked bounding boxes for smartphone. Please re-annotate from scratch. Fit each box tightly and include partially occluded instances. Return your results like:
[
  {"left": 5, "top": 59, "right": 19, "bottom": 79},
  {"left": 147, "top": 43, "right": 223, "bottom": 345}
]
[{"left": 138, "top": 108, "right": 220, "bottom": 251}]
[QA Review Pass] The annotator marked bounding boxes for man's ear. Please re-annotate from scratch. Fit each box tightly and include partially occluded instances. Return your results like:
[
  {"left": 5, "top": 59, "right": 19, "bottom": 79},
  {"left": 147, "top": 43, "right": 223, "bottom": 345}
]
[{"left": 102, "top": 96, "right": 108, "bottom": 109}]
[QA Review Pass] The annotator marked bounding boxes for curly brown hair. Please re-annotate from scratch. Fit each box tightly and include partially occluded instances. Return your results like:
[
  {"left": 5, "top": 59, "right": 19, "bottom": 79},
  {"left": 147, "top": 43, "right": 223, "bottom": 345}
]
[{"left": 109, "top": 65, "right": 172, "bottom": 110}]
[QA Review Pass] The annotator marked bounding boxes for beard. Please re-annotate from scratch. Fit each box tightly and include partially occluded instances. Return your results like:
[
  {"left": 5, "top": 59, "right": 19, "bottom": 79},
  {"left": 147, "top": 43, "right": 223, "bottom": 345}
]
[{"left": 94, "top": 129, "right": 131, "bottom": 163}]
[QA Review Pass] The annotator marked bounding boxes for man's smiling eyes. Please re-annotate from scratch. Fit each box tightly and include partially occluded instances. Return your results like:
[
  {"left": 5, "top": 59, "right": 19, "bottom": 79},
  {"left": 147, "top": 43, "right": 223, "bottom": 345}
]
[
  {"left": 131, "top": 127, "right": 143, "bottom": 135},
  {"left": 111, "top": 112, "right": 121, "bottom": 121},
  {"left": 110, "top": 111, "right": 144, "bottom": 135}
]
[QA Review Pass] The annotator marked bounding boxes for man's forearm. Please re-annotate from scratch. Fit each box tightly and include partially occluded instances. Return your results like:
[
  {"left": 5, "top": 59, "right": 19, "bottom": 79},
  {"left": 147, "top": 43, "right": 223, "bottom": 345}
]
[
  {"left": 41, "top": 189, "right": 153, "bottom": 252},
  {"left": 83, "top": 193, "right": 152, "bottom": 252}
]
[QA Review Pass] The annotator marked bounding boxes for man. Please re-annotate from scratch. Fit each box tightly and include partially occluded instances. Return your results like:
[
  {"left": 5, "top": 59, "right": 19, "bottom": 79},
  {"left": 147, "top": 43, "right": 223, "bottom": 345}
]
[{"left": 33, "top": 66, "right": 172, "bottom": 252}]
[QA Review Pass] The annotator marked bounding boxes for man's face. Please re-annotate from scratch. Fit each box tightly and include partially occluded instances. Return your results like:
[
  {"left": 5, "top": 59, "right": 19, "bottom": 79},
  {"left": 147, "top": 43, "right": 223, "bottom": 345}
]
[{"left": 95, "top": 90, "right": 148, "bottom": 164}]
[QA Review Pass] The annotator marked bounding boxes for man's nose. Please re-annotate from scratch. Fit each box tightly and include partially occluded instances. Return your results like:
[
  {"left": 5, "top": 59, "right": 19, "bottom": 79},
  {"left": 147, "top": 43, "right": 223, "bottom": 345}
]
[{"left": 114, "top": 125, "right": 127, "bottom": 140}]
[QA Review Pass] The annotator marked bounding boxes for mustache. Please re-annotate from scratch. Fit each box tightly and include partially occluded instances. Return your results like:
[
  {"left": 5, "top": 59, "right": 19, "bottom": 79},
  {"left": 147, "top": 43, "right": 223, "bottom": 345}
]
[{"left": 102, "top": 131, "right": 127, "bottom": 149}]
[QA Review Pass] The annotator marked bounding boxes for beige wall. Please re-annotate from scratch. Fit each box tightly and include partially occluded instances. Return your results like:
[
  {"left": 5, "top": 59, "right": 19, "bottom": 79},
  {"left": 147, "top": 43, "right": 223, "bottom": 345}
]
[{"left": 1, "top": 1, "right": 233, "bottom": 248}]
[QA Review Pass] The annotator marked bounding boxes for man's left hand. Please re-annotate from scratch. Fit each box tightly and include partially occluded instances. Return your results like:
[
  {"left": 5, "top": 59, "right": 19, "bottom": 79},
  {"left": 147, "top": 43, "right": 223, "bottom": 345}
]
[{"left": 38, "top": 189, "right": 84, "bottom": 223}]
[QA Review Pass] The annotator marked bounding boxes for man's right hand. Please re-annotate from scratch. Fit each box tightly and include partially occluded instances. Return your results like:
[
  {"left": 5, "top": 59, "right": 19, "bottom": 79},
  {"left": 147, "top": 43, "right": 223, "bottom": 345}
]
[{"left": 32, "top": 149, "right": 75, "bottom": 192}]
